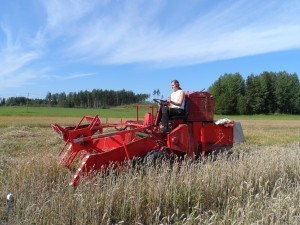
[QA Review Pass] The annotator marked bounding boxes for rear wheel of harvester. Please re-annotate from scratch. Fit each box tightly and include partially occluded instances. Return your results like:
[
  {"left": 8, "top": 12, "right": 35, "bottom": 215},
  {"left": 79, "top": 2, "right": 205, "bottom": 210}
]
[
  {"left": 143, "top": 150, "right": 170, "bottom": 166},
  {"left": 205, "top": 147, "right": 233, "bottom": 161}
]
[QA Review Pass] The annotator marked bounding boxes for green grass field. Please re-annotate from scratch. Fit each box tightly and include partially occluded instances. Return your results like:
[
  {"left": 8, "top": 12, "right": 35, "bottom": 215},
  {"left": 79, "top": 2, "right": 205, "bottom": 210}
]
[
  {"left": 1, "top": 105, "right": 300, "bottom": 120},
  {"left": 0, "top": 105, "right": 154, "bottom": 118}
]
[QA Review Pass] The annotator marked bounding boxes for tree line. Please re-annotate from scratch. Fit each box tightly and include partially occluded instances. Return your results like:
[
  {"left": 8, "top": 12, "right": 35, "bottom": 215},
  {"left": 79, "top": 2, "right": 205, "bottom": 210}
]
[
  {"left": 2, "top": 89, "right": 150, "bottom": 108},
  {"left": 208, "top": 71, "right": 300, "bottom": 114},
  {"left": 1, "top": 71, "right": 300, "bottom": 114}
]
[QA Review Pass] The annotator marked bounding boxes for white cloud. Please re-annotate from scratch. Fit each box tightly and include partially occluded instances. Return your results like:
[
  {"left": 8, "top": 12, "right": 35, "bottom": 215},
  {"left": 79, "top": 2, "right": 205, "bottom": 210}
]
[
  {"left": 50, "top": 72, "right": 96, "bottom": 81},
  {"left": 43, "top": 0, "right": 95, "bottom": 29},
  {"left": 0, "top": 69, "right": 42, "bottom": 88},
  {"left": 54, "top": 0, "right": 300, "bottom": 66},
  {"left": 0, "top": 50, "right": 39, "bottom": 75},
  {"left": 0, "top": 25, "right": 41, "bottom": 88}
]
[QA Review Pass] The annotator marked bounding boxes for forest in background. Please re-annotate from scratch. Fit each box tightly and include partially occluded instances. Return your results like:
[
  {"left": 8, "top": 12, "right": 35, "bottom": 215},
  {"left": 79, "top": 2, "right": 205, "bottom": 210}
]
[
  {"left": 1, "top": 71, "right": 300, "bottom": 114},
  {"left": 1, "top": 89, "right": 150, "bottom": 108},
  {"left": 208, "top": 71, "right": 300, "bottom": 114}
]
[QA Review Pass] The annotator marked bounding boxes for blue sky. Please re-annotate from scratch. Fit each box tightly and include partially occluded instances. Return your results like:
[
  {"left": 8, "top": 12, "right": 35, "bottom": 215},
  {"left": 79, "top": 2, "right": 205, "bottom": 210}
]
[{"left": 1, "top": 0, "right": 300, "bottom": 100}]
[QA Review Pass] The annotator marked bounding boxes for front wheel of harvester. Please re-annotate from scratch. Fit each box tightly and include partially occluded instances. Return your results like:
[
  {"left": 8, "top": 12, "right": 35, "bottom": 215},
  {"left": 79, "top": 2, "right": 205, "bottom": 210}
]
[{"left": 143, "top": 150, "right": 170, "bottom": 167}]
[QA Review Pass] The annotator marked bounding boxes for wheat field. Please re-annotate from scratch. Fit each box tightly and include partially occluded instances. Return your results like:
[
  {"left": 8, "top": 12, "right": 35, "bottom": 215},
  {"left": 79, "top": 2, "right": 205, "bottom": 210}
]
[{"left": 0, "top": 118, "right": 299, "bottom": 224}]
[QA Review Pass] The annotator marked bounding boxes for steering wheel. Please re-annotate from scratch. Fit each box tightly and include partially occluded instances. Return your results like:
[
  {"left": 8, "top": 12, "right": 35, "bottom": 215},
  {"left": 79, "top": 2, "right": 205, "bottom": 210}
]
[{"left": 153, "top": 99, "right": 168, "bottom": 106}]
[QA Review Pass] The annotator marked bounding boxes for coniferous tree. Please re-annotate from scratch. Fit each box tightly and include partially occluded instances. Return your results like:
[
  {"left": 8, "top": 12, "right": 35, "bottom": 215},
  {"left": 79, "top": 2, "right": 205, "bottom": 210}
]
[
  {"left": 258, "top": 72, "right": 276, "bottom": 113},
  {"left": 274, "top": 72, "right": 300, "bottom": 113}
]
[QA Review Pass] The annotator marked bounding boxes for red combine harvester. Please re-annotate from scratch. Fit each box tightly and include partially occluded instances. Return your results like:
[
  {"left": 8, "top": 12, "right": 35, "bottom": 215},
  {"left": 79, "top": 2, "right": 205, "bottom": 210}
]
[{"left": 51, "top": 91, "right": 244, "bottom": 186}]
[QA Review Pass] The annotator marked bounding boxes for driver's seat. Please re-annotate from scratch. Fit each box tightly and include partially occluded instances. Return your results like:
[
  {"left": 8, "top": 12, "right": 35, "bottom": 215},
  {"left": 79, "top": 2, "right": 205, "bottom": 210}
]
[{"left": 169, "top": 98, "right": 189, "bottom": 122}]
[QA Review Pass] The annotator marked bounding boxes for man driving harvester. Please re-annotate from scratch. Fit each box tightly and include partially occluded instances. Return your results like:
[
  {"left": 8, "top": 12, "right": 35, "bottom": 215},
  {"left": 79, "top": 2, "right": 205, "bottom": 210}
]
[{"left": 161, "top": 79, "right": 185, "bottom": 133}]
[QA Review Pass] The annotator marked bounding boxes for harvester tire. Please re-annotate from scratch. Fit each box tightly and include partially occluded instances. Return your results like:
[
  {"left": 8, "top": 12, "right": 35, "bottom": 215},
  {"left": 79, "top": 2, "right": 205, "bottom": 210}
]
[{"left": 143, "top": 150, "right": 170, "bottom": 166}]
